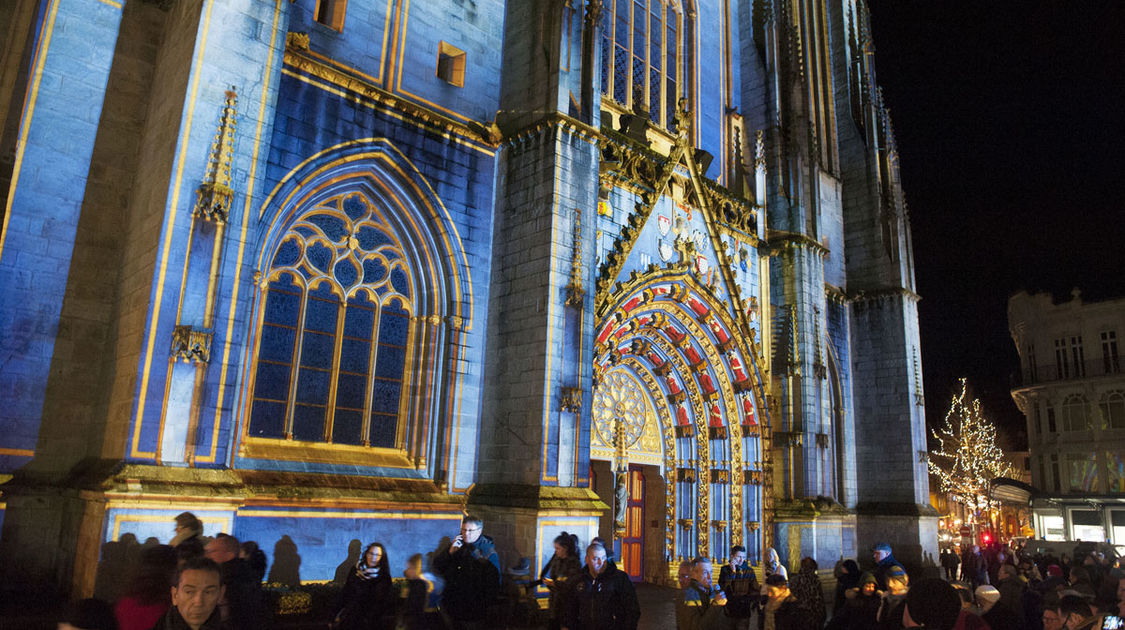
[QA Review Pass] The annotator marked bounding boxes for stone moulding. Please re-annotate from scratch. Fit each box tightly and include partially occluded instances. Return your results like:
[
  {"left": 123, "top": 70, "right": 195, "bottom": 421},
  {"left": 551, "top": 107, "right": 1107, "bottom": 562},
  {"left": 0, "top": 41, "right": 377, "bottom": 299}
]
[
  {"left": 282, "top": 42, "right": 500, "bottom": 148},
  {"left": 466, "top": 484, "right": 608, "bottom": 515}
]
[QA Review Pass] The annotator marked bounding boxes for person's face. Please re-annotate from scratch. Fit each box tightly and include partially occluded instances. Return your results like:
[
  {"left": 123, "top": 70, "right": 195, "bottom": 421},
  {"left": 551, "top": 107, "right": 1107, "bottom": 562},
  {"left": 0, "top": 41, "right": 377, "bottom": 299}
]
[
  {"left": 766, "top": 585, "right": 787, "bottom": 601},
  {"left": 586, "top": 548, "right": 607, "bottom": 575},
  {"left": 404, "top": 559, "right": 420, "bottom": 580},
  {"left": 172, "top": 568, "right": 223, "bottom": 628},
  {"left": 554, "top": 542, "right": 566, "bottom": 558},
  {"left": 365, "top": 545, "right": 382, "bottom": 566},
  {"left": 873, "top": 549, "right": 889, "bottom": 563},
  {"left": 862, "top": 582, "right": 876, "bottom": 595},
  {"left": 204, "top": 540, "right": 235, "bottom": 564},
  {"left": 692, "top": 561, "right": 713, "bottom": 587},
  {"left": 460, "top": 521, "right": 482, "bottom": 544},
  {"left": 730, "top": 551, "right": 746, "bottom": 568},
  {"left": 1041, "top": 609, "right": 1064, "bottom": 630},
  {"left": 1063, "top": 610, "right": 1092, "bottom": 630}
]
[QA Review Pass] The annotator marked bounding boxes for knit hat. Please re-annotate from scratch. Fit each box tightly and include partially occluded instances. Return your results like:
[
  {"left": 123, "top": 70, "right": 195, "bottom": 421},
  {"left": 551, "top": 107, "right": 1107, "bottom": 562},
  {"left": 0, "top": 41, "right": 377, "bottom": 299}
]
[
  {"left": 872, "top": 542, "right": 892, "bottom": 553},
  {"left": 1047, "top": 564, "right": 1063, "bottom": 577},
  {"left": 905, "top": 578, "right": 961, "bottom": 630},
  {"left": 859, "top": 571, "right": 877, "bottom": 587},
  {"left": 887, "top": 564, "right": 907, "bottom": 580},
  {"left": 975, "top": 585, "right": 1000, "bottom": 611}
]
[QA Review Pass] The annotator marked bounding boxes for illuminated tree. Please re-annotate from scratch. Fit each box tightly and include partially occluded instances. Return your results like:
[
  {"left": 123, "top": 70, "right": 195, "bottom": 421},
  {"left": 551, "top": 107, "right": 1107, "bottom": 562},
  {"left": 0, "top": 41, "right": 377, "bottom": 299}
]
[{"left": 928, "top": 378, "right": 1015, "bottom": 528}]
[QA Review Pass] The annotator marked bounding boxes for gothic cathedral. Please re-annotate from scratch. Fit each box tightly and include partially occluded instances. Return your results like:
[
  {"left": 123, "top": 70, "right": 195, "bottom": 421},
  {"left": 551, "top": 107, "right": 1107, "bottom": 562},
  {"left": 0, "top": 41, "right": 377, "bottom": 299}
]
[{"left": 0, "top": 0, "right": 934, "bottom": 598}]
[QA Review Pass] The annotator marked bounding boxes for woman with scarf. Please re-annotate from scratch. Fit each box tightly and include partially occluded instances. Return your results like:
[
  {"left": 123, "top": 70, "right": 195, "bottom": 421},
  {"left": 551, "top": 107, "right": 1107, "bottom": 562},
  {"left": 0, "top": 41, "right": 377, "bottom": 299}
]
[
  {"left": 334, "top": 542, "right": 394, "bottom": 630},
  {"left": 539, "top": 531, "right": 582, "bottom": 630},
  {"left": 764, "top": 548, "right": 788, "bottom": 581}
]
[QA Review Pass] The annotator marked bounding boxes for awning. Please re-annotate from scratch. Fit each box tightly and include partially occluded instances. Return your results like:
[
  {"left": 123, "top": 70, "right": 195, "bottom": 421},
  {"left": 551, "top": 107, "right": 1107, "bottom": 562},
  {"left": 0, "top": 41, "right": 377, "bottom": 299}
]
[{"left": 990, "top": 477, "right": 1038, "bottom": 505}]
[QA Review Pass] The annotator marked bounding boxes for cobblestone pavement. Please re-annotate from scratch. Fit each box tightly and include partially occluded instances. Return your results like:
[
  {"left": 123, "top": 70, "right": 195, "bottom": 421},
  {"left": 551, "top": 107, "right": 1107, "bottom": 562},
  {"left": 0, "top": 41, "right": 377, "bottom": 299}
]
[{"left": 635, "top": 582, "right": 680, "bottom": 630}]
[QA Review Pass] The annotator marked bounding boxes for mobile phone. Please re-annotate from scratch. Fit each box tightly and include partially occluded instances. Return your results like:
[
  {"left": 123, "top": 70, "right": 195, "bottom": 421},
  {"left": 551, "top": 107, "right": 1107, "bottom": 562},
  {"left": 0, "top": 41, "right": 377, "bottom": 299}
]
[{"left": 1103, "top": 615, "right": 1124, "bottom": 630}]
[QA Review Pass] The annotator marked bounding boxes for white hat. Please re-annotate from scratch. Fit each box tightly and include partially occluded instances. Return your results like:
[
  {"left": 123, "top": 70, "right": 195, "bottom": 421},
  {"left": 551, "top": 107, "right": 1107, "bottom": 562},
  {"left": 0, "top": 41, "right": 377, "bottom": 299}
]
[{"left": 974, "top": 585, "right": 1000, "bottom": 611}]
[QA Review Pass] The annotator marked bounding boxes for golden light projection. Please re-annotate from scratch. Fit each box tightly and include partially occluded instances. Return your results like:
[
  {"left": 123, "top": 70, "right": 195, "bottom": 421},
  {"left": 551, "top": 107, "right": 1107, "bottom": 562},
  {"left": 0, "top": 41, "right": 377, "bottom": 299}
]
[{"left": 593, "top": 370, "right": 648, "bottom": 448}]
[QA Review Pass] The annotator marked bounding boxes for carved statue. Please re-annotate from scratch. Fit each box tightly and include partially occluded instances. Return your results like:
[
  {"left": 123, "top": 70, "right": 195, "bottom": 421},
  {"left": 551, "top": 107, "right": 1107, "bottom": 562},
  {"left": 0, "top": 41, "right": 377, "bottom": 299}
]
[{"left": 613, "top": 470, "right": 628, "bottom": 533}]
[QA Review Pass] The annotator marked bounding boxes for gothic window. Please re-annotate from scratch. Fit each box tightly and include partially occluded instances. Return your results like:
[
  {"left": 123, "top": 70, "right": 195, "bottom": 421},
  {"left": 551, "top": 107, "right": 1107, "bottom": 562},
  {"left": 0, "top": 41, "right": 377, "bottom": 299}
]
[
  {"left": 602, "top": 0, "right": 692, "bottom": 128},
  {"left": 1060, "top": 394, "right": 1090, "bottom": 432},
  {"left": 247, "top": 192, "right": 413, "bottom": 450},
  {"left": 1046, "top": 403, "right": 1056, "bottom": 433},
  {"left": 1100, "top": 390, "right": 1125, "bottom": 430}
]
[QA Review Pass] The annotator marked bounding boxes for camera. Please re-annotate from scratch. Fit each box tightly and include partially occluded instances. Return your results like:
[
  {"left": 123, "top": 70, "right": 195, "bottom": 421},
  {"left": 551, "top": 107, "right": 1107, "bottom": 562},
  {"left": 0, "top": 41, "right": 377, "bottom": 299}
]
[{"left": 1103, "top": 615, "right": 1124, "bottom": 630}]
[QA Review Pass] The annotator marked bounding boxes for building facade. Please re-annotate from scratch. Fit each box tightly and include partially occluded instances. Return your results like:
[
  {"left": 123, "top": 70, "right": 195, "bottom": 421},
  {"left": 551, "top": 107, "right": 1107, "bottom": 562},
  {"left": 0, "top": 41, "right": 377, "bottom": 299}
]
[
  {"left": 1009, "top": 290, "right": 1125, "bottom": 544},
  {"left": 0, "top": 0, "right": 933, "bottom": 600}
]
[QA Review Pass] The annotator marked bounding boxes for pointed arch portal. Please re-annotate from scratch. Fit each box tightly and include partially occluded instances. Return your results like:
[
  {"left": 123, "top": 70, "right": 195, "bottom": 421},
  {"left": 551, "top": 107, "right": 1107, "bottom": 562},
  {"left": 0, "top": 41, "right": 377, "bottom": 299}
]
[{"left": 592, "top": 265, "right": 767, "bottom": 578}]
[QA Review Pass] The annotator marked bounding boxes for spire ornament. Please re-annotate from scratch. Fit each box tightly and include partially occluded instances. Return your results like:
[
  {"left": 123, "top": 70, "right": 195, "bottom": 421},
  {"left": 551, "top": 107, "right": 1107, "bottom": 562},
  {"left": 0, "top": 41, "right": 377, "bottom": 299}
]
[{"left": 194, "top": 88, "right": 238, "bottom": 223}]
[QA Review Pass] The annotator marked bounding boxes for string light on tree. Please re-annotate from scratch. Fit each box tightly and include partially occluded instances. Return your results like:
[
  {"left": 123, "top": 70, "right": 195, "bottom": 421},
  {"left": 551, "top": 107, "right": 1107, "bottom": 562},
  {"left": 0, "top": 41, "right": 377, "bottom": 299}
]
[{"left": 927, "top": 378, "right": 1015, "bottom": 529}]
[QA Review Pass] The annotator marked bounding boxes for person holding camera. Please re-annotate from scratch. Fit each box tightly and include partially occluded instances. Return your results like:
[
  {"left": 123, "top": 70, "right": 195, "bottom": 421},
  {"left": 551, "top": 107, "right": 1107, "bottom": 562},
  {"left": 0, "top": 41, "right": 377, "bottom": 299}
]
[{"left": 432, "top": 515, "right": 500, "bottom": 630}]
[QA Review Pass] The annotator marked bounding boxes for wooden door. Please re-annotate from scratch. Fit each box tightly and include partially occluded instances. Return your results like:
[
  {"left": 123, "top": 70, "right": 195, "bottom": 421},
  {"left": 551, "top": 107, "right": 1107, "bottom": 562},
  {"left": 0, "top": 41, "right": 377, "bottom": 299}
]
[{"left": 620, "top": 464, "right": 645, "bottom": 581}]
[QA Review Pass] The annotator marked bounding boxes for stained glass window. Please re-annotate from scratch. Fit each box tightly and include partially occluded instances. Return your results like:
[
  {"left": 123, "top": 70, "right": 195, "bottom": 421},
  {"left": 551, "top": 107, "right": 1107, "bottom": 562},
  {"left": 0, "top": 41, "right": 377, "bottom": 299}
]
[
  {"left": 248, "top": 191, "right": 413, "bottom": 449},
  {"left": 1066, "top": 453, "right": 1098, "bottom": 493},
  {"left": 1106, "top": 452, "right": 1125, "bottom": 493}
]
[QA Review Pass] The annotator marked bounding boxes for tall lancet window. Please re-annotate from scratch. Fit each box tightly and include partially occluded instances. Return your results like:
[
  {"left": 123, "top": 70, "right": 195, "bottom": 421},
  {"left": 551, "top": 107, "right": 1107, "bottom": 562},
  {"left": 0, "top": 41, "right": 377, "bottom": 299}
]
[{"left": 602, "top": 0, "right": 692, "bottom": 129}]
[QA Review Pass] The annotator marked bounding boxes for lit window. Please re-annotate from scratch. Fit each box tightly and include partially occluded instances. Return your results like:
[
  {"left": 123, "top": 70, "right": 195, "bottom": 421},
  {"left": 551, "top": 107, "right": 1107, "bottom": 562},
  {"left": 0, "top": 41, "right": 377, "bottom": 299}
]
[
  {"left": 1066, "top": 452, "right": 1097, "bottom": 493},
  {"left": 601, "top": 0, "right": 692, "bottom": 128},
  {"left": 247, "top": 191, "right": 413, "bottom": 449},
  {"left": 315, "top": 0, "right": 347, "bottom": 31},
  {"left": 437, "top": 41, "right": 466, "bottom": 87}
]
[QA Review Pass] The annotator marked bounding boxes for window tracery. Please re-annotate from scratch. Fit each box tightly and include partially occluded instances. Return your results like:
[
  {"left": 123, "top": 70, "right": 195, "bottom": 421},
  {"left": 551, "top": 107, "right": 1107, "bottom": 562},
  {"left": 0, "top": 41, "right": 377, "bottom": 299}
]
[{"left": 247, "top": 191, "right": 413, "bottom": 450}]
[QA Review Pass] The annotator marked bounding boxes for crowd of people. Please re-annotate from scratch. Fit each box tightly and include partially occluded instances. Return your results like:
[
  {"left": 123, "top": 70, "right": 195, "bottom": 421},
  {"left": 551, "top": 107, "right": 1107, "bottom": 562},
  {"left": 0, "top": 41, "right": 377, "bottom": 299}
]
[{"left": 52, "top": 515, "right": 1125, "bottom": 630}]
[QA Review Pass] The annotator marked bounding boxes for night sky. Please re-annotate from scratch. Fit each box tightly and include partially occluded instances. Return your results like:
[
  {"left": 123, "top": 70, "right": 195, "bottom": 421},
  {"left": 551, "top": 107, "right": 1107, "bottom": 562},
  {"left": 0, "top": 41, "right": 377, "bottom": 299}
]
[{"left": 865, "top": 2, "right": 1125, "bottom": 446}]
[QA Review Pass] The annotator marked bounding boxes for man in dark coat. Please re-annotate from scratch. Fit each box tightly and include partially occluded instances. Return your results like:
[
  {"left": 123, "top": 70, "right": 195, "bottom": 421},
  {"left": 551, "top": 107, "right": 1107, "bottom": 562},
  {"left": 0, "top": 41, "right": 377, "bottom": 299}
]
[
  {"left": 961, "top": 545, "right": 988, "bottom": 590},
  {"left": 675, "top": 556, "right": 727, "bottom": 630},
  {"left": 940, "top": 548, "right": 960, "bottom": 581},
  {"left": 564, "top": 541, "right": 640, "bottom": 630},
  {"left": 872, "top": 542, "right": 904, "bottom": 592},
  {"left": 432, "top": 515, "right": 500, "bottom": 630},
  {"left": 718, "top": 545, "right": 759, "bottom": 626},
  {"left": 152, "top": 557, "right": 229, "bottom": 630},
  {"left": 994, "top": 564, "right": 1027, "bottom": 628}
]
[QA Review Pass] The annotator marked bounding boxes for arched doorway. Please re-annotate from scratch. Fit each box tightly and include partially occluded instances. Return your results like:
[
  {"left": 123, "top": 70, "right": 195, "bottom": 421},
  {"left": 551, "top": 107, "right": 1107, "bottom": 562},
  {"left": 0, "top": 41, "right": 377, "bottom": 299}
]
[{"left": 590, "top": 267, "right": 769, "bottom": 583}]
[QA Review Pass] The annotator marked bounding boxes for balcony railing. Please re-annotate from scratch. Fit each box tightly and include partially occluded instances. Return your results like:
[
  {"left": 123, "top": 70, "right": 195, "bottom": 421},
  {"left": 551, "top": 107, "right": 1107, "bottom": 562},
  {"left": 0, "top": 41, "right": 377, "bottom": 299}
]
[{"left": 1013, "top": 358, "right": 1123, "bottom": 387}]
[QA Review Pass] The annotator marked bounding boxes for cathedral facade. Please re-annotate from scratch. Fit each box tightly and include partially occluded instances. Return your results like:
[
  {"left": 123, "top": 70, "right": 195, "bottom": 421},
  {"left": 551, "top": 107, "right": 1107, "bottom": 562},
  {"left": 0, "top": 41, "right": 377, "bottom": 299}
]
[{"left": 0, "top": 0, "right": 934, "bottom": 599}]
